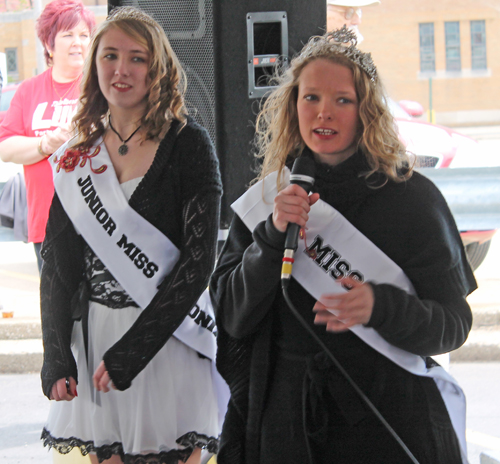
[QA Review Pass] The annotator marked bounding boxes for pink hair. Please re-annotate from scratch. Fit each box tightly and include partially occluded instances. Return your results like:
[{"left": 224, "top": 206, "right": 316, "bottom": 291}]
[{"left": 36, "top": 0, "right": 96, "bottom": 66}]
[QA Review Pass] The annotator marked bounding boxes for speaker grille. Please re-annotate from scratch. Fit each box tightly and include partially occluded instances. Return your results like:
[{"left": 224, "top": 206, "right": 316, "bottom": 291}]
[{"left": 120, "top": 0, "right": 217, "bottom": 146}]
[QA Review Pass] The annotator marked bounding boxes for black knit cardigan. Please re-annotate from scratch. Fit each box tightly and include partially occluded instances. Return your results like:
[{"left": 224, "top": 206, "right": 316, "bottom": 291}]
[
  {"left": 40, "top": 118, "right": 222, "bottom": 398},
  {"left": 210, "top": 150, "right": 477, "bottom": 463}
]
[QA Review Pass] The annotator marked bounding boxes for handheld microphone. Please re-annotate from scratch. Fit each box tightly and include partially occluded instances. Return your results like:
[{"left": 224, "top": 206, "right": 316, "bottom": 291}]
[{"left": 281, "top": 155, "right": 315, "bottom": 286}]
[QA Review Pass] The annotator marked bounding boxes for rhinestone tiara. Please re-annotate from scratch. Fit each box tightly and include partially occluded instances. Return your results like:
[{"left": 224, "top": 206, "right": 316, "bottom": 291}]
[
  {"left": 106, "top": 6, "right": 160, "bottom": 30},
  {"left": 305, "top": 26, "right": 378, "bottom": 83}
]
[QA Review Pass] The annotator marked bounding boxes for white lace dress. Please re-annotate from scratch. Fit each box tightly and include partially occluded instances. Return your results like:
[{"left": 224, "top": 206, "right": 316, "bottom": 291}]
[{"left": 42, "top": 178, "right": 220, "bottom": 463}]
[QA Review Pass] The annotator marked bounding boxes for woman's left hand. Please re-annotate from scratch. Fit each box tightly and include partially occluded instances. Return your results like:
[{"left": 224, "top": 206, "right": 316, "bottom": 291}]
[
  {"left": 93, "top": 361, "right": 117, "bottom": 393},
  {"left": 313, "top": 277, "right": 374, "bottom": 332}
]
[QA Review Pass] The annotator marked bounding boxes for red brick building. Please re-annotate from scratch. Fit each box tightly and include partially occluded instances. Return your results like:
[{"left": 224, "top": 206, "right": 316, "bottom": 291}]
[{"left": 361, "top": 0, "right": 500, "bottom": 126}]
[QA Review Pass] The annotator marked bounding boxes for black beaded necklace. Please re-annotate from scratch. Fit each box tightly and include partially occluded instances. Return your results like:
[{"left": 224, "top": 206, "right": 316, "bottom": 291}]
[{"left": 108, "top": 116, "right": 142, "bottom": 156}]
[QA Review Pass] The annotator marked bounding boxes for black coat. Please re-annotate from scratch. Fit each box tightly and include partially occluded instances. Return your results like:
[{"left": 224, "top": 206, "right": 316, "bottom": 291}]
[
  {"left": 40, "top": 118, "right": 222, "bottom": 397},
  {"left": 210, "top": 151, "right": 476, "bottom": 464}
]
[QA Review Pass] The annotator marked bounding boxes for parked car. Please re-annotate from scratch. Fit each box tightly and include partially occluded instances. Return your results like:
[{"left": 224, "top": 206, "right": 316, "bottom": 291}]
[
  {"left": 0, "top": 81, "right": 24, "bottom": 242},
  {"left": 0, "top": 82, "right": 22, "bottom": 125},
  {"left": 390, "top": 99, "right": 495, "bottom": 270}
]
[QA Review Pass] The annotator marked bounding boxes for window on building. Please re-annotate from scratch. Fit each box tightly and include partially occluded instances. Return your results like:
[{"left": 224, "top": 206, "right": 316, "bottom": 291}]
[
  {"left": 471, "top": 20, "right": 487, "bottom": 70},
  {"left": 5, "top": 48, "right": 18, "bottom": 74},
  {"left": 445, "top": 22, "right": 461, "bottom": 72},
  {"left": 419, "top": 23, "right": 435, "bottom": 72}
]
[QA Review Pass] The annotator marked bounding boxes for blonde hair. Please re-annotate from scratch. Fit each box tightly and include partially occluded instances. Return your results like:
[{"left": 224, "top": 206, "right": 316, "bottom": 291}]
[
  {"left": 256, "top": 31, "right": 412, "bottom": 188},
  {"left": 73, "top": 7, "right": 187, "bottom": 150}
]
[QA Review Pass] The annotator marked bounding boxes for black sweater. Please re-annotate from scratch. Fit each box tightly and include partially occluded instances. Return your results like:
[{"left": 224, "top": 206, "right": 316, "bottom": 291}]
[
  {"left": 40, "top": 119, "right": 222, "bottom": 398},
  {"left": 210, "top": 150, "right": 476, "bottom": 463}
]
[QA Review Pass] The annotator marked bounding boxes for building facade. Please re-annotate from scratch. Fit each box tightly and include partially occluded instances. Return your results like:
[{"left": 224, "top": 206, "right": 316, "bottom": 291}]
[
  {"left": 3, "top": 0, "right": 499, "bottom": 127},
  {"left": 0, "top": 0, "right": 107, "bottom": 84},
  {"left": 362, "top": 0, "right": 500, "bottom": 126}
]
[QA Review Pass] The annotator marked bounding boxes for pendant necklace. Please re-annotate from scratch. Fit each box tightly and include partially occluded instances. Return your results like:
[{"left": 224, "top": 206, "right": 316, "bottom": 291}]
[{"left": 108, "top": 116, "right": 142, "bottom": 156}]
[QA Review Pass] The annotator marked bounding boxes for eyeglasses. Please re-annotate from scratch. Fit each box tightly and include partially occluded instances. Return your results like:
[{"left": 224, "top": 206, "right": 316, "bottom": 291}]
[{"left": 328, "top": 6, "right": 363, "bottom": 20}]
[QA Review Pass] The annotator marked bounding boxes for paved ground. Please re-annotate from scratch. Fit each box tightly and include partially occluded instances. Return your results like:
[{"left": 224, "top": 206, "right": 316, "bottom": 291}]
[{"left": 1, "top": 364, "right": 499, "bottom": 464}]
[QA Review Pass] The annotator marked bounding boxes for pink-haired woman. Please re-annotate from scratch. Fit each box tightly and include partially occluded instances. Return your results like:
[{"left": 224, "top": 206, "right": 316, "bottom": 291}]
[{"left": 0, "top": 0, "right": 95, "bottom": 270}]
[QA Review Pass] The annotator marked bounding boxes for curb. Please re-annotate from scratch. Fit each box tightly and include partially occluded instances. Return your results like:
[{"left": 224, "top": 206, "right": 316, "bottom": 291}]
[
  {"left": 0, "top": 320, "right": 42, "bottom": 339},
  {"left": 481, "top": 450, "right": 500, "bottom": 464},
  {"left": 0, "top": 352, "right": 42, "bottom": 374},
  {"left": 1, "top": 301, "right": 499, "bottom": 373},
  {"left": 450, "top": 344, "right": 500, "bottom": 363},
  {"left": 0, "top": 335, "right": 499, "bottom": 374}
]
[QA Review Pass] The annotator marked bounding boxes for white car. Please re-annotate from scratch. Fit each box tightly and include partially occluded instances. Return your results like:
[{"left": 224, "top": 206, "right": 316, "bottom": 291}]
[{"left": 391, "top": 99, "right": 495, "bottom": 270}]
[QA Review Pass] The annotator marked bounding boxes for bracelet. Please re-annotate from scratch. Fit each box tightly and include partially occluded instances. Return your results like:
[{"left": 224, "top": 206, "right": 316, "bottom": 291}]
[{"left": 37, "top": 136, "right": 51, "bottom": 158}]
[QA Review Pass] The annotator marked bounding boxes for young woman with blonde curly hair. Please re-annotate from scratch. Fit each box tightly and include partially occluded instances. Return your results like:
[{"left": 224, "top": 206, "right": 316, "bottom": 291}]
[
  {"left": 210, "top": 27, "right": 476, "bottom": 464},
  {"left": 255, "top": 31, "right": 408, "bottom": 189},
  {"left": 40, "top": 7, "right": 222, "bottom": 464}
]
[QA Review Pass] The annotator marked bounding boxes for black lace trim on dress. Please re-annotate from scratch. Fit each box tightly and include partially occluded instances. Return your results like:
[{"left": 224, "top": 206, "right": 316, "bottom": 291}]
[
  {"left": 41, "top": 427, "right": 219, "bottom": 463},
  {"left": 176, "top": 431, "right": 219, "bottom": 454},
  {"left": 84, "top": 244, "right": 139, "bottom": 310}
]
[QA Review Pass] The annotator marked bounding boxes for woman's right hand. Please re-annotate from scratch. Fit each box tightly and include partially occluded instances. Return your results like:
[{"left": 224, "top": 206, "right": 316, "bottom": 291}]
[
  {"left": 50, "top": 377, "right": 77, "bottom": 401},
  {"left": 41, "top": 124, "right": 72, "bottom": 155},
  {"left": 272, "top": 184, "right": 320, "bottom": 233}
]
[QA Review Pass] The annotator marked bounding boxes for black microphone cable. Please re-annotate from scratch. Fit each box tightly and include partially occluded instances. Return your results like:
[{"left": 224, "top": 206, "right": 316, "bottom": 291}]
[{"left": 281, "top": 281, "right": 420, "bottom": 464}]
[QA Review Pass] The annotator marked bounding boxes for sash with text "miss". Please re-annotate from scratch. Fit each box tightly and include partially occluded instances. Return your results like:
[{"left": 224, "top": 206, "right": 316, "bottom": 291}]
[
  {"left": 232, "top": 168, "right": 469, "bottom": 464},
  {"left": 50, "top": 138, "right": 228, "bottom": 428}
]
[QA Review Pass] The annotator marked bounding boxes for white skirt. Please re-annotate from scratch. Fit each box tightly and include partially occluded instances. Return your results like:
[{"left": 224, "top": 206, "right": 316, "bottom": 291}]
[{"left": 42, "top": 301, "right": 220, "bottom": 463}]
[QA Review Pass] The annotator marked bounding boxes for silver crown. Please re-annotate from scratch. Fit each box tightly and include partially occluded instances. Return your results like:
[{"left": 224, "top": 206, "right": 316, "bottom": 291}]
[
  {"left": 107, "top": 6, "right": 160, "bottom": 30},
  {"left": 319, "top": 26, "right": 378, "bottom": 83}
]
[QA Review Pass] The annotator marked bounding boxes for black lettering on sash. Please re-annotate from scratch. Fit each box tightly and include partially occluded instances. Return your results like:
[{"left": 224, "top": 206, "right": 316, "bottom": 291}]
[
  {"left": 189, "top": 305, "right": 200, "bottom": 319},
  {"left": 80, "top": 179, "right": 94, "bottom": 196},
  {"left": 83, "top": 189, "right": 104, "bottom": 214},
  {"left": 76, "top": 178, "right": 160, "bottom": 281},
  {"left": 321, "top": 251, "right": 340, "bottom": 272},
  {"left": 206, "top": 319, "right": 216, "bottom": 333},
  {"left": 103, "top": 217, "right": 116, "bottom": 236},
  {"left": 342, "top": 271, "right": 364, "bottom": 290},
  {"left": 95, "top": 208, "right": 109, "bottom": 224},
  {"left": 306, "top": 234, "right": 365, "bottom": 287},
  {"left": 76, "top": 177, "right": 160, "bottom": 275},
  {"left": 134, "top": 252, "right": 148, "bottom": 269},
  {"left": 144, "top": 262, "right": 159, "bottom": 278},
  {"left": 129, "top": 247, "right": 142, "bottom": 261},
  {"left": 194, "top": 310, "right": 215, "bottom": 332},
  {"left": 116, "top": 234, "right": 158, "bottom": 278},
  {"left": 188, "top": 304, "right": 217, "bottom": 336},
  {"left": 78, "top": 175, "right": 92, "bottom": 188},
  {"left": 117, "top": 234, "right": 136, "bottom": 257},
  {"left": 306, "top": 235, "right": 332, "bottom": 264},
  {"left": 78, "top": 176, "right": 115, "bottom": 236},
  {"left": 330, "top": 259, "right": 351, "bottom": 280}
]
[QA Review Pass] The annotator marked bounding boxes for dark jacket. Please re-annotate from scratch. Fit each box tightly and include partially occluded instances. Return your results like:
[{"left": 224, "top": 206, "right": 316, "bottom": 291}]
[
  {"left": 210, "top": 151, "right": 476, "bottom": 463},
  {"left": 40, "top": 118, "right": 222, "bottom": 398}
]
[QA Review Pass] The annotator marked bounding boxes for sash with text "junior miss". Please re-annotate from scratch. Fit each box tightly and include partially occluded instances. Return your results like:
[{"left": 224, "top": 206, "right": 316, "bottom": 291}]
[
  {"left": 232, "top": 168, "right": 469, "bottom": 464},
  {"left": 49, "top": 138, "right": 229, "bottom": 427}
]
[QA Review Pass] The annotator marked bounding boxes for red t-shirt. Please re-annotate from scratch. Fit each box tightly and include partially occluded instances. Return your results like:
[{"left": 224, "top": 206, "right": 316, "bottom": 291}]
[{"left": 0, "top": 69, "right": 81, "bottom": 243}]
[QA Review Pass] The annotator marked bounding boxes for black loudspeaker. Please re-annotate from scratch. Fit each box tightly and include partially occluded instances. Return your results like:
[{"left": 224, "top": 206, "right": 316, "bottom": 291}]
[{"left": 108, "top": 0, "right": 326, "bottom": 229}]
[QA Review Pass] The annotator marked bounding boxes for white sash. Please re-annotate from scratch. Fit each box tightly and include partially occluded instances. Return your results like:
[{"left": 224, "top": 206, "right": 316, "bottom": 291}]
[
  {"left": 232, "top": 169, "right": 469, "bottom": 464},
  {"left": 50, "top": 138, "right": 229, "bottom": 429}
]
